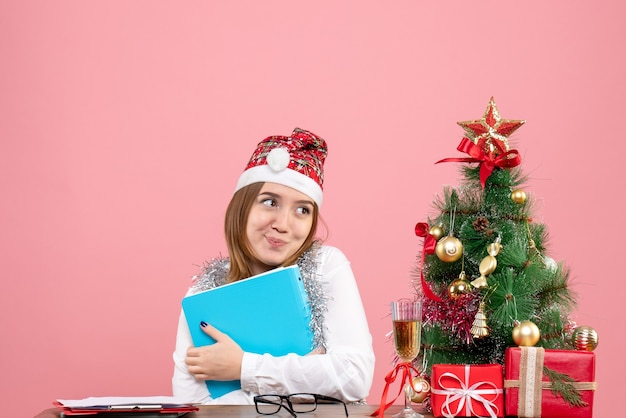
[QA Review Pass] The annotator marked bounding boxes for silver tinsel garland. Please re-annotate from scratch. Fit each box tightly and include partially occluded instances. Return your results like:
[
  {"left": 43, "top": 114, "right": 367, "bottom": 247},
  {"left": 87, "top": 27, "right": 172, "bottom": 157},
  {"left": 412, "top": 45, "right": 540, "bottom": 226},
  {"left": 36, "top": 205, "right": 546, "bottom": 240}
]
[{"left": 189, "top": 241, "right": 328, "bottom": 351}]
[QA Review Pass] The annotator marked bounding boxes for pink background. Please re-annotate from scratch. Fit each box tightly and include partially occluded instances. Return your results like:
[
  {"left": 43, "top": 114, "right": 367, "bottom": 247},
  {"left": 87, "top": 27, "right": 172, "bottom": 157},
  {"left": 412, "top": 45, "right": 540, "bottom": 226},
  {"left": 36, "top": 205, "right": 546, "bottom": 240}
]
[{"left": 1, "top": 1, "right": 623, "bottom": 416}]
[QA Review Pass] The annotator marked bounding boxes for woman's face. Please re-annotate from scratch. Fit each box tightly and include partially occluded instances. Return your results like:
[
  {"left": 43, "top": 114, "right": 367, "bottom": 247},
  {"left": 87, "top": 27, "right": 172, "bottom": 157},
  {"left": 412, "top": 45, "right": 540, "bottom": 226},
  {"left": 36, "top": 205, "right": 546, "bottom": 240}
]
[{"left": 246, "top": 182, "right": 315, "bottom": 275}]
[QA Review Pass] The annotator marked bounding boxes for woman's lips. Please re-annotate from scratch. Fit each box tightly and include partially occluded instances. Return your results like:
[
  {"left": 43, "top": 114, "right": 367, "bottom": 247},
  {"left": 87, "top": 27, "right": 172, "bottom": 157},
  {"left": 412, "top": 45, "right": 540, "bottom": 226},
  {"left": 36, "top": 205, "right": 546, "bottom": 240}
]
[{"left": 266, "top": 236, "right": 286, "bottom": 247}]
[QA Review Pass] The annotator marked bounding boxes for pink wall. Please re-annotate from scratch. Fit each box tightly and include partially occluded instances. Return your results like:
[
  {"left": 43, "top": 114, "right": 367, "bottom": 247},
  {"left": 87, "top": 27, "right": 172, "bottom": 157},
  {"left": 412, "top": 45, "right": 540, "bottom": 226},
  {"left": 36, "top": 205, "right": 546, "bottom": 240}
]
[{"left": 2, "top": 1, "right": 623, "bottom": 416}]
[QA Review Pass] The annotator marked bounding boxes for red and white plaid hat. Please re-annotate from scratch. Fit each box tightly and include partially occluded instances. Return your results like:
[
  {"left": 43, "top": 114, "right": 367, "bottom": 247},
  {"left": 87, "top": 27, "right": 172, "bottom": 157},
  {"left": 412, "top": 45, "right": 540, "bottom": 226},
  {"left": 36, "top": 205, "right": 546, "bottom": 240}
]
[{"left": 235, "top": 128, "right": 328, "bottom": 208}]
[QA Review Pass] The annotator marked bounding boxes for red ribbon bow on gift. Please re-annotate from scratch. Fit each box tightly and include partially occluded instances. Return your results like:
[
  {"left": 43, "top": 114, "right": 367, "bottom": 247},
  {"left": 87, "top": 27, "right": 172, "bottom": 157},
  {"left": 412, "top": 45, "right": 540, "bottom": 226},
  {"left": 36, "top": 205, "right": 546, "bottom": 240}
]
[
  {"left": 414, "top": 222, "right": 443, "bottom": 303},
  {"left": 370, "top": 362, "right": 423, "bottom": 418},
  {"left": 436, "top": 137, "right": 522, "bottom": 188}
]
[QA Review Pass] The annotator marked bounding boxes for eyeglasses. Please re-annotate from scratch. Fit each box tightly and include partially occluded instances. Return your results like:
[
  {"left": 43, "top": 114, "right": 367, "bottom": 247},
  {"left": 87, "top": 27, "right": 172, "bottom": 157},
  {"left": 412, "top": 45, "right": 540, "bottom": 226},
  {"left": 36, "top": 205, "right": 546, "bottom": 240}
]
[{"left": 254, "top": 393, "right": 349, "bottom": 417}]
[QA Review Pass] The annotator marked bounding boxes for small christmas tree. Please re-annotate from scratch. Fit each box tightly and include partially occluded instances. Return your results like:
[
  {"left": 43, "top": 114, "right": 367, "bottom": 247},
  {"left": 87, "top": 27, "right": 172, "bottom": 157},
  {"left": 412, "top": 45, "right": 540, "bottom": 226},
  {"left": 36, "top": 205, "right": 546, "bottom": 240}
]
[{"left": 413, "top": 97, "right": 578, "bottom": 372}]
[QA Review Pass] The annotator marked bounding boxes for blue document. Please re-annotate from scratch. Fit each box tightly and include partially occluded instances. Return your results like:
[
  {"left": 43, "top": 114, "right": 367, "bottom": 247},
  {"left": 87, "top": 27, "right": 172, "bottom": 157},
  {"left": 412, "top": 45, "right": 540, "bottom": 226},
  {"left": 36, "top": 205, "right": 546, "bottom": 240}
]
[{"left": 181, "top": 264, "right": 313, "bottom": 398}]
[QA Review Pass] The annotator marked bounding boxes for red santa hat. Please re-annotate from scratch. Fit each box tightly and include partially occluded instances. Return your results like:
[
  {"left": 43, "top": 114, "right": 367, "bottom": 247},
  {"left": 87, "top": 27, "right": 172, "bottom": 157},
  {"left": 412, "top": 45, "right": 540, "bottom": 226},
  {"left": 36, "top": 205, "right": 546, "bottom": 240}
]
[{"left": 235, "top": 128, "right": 328, "bottom": 208}]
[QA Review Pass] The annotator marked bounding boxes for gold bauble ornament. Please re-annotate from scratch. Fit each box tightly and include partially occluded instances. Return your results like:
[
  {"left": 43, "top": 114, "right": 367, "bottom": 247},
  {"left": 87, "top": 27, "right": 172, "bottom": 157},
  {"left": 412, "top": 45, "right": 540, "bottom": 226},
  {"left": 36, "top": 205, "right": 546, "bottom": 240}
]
[
  {"left": 405, "top": 376, "right": 431, "bottom": 403},
  {"left": 435, "top": 236, "right": 463, "bottom": 262},
  {"left": 511, "top": 189, "right": 527, "bottom": 204},
  {"left": 572, "top": 326, "right": 599, "bottom": 351},
  {"left": 429, "top": 225, "right": 444, "bottom": 241},
  {"left": 448, "top": 272, "right": 471, "bottom": 299},
  {"left": 512, "top": 320, "right": 541, "bottom": 346}
]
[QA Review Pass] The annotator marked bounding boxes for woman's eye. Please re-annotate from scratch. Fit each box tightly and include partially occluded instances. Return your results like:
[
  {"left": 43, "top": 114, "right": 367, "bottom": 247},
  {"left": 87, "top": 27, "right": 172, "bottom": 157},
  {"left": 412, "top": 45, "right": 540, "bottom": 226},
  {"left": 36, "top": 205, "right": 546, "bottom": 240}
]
[
  {"left": 296, "top": 207, "right": 311, "bottom": 215},
  {"left": 262, "top": 198, "right": 277, "bottom": 207}
]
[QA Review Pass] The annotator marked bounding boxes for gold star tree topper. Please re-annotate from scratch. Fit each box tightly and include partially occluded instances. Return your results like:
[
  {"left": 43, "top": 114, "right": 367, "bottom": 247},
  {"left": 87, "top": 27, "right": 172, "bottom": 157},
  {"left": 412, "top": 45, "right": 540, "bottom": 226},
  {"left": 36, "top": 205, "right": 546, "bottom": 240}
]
[{"left": 457, "top": 97, "right": 526, "bottom": 157}]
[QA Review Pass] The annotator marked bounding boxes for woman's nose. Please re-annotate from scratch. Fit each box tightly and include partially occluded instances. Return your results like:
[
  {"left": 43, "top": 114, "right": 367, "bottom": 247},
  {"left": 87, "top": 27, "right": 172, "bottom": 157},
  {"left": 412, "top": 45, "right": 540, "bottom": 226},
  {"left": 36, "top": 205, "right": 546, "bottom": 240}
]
[{"left": 271, "top": 207, "right": 289, "bottom": 231}]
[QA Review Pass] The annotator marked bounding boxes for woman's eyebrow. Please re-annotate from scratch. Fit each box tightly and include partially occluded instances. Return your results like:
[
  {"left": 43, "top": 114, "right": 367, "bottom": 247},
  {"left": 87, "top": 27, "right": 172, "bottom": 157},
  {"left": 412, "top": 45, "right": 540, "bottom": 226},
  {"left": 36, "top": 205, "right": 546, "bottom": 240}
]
[
  {"left": 259, "top": 192, "right": 313, "bottom": 206},
  {"left": 296, "top": 200, "right": 315, "bottom": 207}
]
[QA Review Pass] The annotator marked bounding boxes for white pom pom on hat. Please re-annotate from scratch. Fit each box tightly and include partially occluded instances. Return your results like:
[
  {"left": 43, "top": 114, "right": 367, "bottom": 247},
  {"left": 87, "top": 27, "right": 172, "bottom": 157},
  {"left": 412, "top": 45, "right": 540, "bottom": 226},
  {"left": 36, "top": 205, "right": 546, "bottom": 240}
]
[
  {"left": 266, "top": 147, "right": 291, "bottom": 172},
  {"left": 235, "top": 128, "right": 328, "bottom": 208}
]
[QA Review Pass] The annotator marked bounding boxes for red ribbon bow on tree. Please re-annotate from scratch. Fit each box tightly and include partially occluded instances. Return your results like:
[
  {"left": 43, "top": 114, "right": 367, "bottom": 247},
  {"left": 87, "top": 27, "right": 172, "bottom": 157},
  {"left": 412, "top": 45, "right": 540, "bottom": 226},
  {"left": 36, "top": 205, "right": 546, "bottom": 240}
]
[
  {"left": 436, "top": 137, "right": 522, "bottom": 188},
  {"left": 414, "top": 222, "right": 443, "bottom": 303}
]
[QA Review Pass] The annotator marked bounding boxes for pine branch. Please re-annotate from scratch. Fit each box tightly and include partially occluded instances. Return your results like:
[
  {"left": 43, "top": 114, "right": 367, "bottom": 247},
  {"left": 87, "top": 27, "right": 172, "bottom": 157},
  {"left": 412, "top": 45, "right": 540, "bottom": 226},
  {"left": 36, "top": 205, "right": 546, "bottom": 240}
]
[
  {"left": 421, "top": 325, "right": 508, "bottom": 374},
  {"left": 488, "top": 268, "right": 539, "bottom": 327},
  {"left": 497, "top": 235, "right": 531, "bottom": 269},
  {"left": 536, "top": 307, "right": 569, "bottom": 348},
  {"left": 543, "top": 366, "right": 588, "bottom": 407},
  {"left": 537, "top": 264, "right": 577, "bottom": 310}
]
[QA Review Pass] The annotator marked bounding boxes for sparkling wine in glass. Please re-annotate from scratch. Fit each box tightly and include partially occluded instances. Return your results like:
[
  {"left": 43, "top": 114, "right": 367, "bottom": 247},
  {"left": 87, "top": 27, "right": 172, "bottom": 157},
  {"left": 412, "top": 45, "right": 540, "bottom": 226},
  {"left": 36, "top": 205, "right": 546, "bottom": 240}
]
[{"left": 391, "top": 300, "right": 423, "bottom": 418}]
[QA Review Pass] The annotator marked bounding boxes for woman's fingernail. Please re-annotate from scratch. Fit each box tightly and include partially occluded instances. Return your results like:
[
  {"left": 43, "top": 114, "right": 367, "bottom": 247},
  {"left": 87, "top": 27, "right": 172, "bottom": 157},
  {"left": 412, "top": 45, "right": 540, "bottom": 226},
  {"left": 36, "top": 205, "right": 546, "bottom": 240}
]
[{"left": 200, "top": 321, "right": 208, "bottom": 328}]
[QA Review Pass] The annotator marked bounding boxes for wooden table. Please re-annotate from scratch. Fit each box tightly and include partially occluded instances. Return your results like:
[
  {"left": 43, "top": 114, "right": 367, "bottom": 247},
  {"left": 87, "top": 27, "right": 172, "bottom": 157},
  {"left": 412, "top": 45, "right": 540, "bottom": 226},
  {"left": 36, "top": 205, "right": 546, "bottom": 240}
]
[{"left": 36, "top": 404, "right": 435, "bottom": 417}]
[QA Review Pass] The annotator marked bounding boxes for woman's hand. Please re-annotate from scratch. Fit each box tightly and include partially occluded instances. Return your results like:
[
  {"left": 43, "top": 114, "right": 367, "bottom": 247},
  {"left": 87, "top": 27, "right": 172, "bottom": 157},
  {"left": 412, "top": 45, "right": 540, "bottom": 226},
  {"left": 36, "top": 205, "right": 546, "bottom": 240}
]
[
  {"left": 308, "top": 346, "right": 326, "bottom": 355},
  {"left": 185, "top": 322, "right": 244, "bottom": 381}
]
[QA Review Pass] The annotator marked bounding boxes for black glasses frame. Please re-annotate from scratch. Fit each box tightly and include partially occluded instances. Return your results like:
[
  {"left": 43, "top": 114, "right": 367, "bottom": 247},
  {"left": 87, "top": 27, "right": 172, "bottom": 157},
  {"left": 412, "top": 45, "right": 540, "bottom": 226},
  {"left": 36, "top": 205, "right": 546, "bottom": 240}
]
[{"left": 253, "top": 393, "right": 349, "bottom": 417}]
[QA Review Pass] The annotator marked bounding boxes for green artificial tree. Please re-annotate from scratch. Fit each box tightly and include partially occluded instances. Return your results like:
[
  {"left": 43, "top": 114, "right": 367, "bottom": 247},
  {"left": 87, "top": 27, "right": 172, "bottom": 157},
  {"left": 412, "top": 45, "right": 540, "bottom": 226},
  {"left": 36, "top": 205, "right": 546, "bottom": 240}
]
[{"left": 413, "top": 97, "right": 579, "bottom": 375}]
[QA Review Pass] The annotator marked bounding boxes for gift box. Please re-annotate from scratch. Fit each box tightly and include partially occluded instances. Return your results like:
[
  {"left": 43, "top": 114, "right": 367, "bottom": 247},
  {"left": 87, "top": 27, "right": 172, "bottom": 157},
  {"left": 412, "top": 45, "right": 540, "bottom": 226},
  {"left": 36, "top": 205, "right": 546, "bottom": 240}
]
[
  {"left": 504, "top": 347, "right": 596, "bottom": 418},
  {"left": 431, "top": 364, "right": 504, "bottom": 418}
]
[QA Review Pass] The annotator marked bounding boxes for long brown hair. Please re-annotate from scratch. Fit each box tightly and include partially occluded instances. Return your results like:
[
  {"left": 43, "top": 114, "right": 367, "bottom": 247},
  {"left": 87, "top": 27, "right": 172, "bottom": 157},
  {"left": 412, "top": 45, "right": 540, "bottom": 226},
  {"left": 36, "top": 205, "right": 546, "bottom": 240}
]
[{"left": 224, "top": 182, "right": 319, "bottom": 282}]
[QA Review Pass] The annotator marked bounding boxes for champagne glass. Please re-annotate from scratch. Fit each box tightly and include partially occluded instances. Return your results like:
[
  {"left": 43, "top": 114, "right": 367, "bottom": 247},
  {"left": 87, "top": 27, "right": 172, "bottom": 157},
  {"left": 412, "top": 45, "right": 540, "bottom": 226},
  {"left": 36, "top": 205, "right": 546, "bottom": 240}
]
[{"left": 391, "top": 300, "right": 423, "bottom": 418}]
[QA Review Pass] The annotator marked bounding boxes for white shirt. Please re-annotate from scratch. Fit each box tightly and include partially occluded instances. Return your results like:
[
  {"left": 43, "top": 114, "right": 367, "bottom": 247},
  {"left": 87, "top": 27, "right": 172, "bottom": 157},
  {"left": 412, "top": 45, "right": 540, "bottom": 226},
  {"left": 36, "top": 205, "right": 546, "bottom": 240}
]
[{"left": 172, "top": 245, "right": 375, "bottom": 404}]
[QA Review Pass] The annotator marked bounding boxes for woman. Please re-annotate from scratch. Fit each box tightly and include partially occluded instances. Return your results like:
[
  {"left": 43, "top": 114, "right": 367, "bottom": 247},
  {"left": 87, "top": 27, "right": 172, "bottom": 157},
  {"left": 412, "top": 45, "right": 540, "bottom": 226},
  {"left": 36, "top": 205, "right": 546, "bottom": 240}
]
[{"left": 172, "top": 128, "right": 375, "bottom": 404}]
